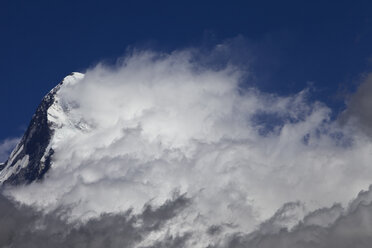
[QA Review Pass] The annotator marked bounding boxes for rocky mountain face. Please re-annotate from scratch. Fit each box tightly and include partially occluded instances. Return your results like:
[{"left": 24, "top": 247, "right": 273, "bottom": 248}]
[{"left": 0, "top": 73, "right": 84, "bottom": 185}]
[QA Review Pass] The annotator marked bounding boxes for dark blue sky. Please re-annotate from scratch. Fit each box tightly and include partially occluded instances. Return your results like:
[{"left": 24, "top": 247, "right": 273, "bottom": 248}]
[{"left": 1, "top": 0, "right": 372, "bottom": 140}]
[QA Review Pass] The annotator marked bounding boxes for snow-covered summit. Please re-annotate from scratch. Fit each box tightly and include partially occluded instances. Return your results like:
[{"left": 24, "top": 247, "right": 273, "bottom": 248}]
[
  {"left": 0, "top": 73, "right": 84, "bottom": 185},
  {"left": 60, "top": 72, "right": 84, "bottom": 86}
]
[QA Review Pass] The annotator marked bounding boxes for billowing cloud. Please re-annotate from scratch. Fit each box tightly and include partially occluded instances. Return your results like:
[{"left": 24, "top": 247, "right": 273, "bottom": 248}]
[
  {"left": 3, "top": 46, "right": 372, "bottom": 247},
  {"left": 214, "top": 186, "right": 372, "bottom": 248},
  {"left": 1, "top": 186, "right": 372, "bottom": 247}
]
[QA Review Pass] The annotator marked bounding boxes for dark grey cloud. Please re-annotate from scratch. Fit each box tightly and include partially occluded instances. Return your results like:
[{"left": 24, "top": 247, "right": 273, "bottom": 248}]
[
  {"left": 8, "top": 186, "right": 371, "bottom": 248},
  {"left": 341, "top": 73, "right": 372, "bottom": 136},
  {"left": 0, "top": 193, "right": 191, "bottom": 248},
  {"left": 211, "top": 187, "right": 372, "bottom": 248}
]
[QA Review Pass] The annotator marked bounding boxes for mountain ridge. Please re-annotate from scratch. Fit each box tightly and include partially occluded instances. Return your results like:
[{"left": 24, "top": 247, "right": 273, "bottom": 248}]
[{"left": 0, "top": 72, "right": 84, "bottom": 185}]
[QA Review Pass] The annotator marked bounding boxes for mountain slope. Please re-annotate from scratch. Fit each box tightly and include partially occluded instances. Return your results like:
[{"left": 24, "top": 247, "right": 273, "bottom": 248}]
[{"left": 0, "top": 73, "right": 84, "bottom": 185}]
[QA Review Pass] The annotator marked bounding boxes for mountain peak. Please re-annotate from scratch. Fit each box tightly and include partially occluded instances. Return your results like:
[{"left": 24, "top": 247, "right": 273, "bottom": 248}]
[
  {"left": 61, "top": 72, "right": 85, "bottom": 86},
  {"left": 0, "top": 73, "right": 84, "bottom": 185}
]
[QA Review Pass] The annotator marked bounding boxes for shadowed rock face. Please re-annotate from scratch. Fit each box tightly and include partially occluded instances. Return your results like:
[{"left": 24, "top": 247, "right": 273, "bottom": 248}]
[
  {"left": 0, "top": 72, "right": 84, "bottom": 186},
  {"left": 0, "top": 84, "right": 61, "bottom": 185}
]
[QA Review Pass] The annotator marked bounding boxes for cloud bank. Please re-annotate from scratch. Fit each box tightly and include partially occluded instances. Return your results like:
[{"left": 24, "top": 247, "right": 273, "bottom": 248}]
[
  {"left": 0, "top": 192, "right": 192, "bottom": 248},
  {"left": 3, "top": 47, "right": 372, "bottom": 247},
  {"left": 1, "top": 185, "right": 372, "bottom": 247}
]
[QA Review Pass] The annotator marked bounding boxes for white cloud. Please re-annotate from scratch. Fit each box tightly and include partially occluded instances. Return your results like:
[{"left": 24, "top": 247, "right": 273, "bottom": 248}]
[
  {"left": 4, "top": 48, "right": 372, "bottom": 247},
  {"left": 0, "top": 138, "right": 20, "bottom": 163}
]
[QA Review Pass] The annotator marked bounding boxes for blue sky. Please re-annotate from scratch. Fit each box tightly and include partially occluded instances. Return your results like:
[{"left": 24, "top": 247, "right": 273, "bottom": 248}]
[{"left": 1, "top": 0, "right": 372, "bottom": 140}]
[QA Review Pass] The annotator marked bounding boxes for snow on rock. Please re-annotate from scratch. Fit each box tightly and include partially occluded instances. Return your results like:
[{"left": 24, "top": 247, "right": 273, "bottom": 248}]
[{"left": 0, "top": 72, "right": 84, "bottom": 185}]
